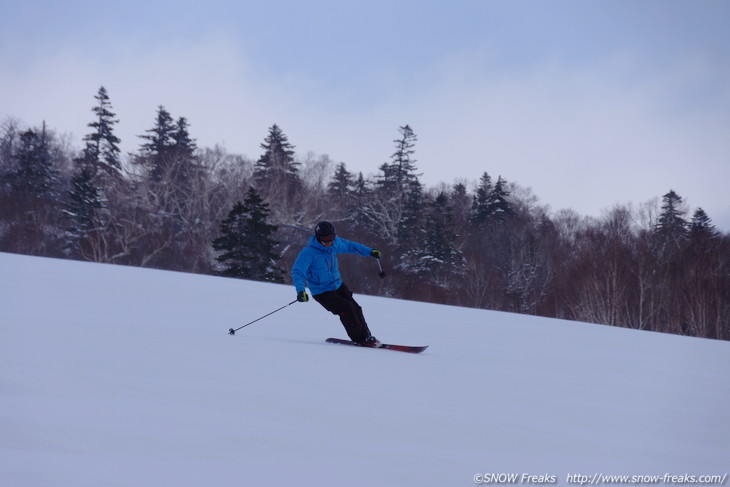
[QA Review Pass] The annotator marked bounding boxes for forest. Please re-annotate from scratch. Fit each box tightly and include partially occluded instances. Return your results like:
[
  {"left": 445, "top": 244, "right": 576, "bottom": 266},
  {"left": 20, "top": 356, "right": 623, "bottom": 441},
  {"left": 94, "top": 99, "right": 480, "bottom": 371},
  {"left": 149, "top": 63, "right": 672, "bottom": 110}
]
[{"left": 2, "top": 87, "right": 728, "bottom": 340}]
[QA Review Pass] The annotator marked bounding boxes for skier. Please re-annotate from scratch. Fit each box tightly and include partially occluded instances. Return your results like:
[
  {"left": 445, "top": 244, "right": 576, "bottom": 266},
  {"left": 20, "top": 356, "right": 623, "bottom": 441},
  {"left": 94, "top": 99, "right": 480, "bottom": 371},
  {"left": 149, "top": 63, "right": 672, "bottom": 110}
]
[{"left": 292, "top": 221, "right": 383, "bottom": 347}]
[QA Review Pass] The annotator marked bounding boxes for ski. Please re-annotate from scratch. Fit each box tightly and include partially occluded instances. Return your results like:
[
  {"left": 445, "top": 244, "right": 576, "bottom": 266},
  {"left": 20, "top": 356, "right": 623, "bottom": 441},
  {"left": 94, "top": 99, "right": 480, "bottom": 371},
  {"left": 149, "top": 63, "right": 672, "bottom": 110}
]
[{"left": 325, "top": 337, "right": 428, "bottom": 354}]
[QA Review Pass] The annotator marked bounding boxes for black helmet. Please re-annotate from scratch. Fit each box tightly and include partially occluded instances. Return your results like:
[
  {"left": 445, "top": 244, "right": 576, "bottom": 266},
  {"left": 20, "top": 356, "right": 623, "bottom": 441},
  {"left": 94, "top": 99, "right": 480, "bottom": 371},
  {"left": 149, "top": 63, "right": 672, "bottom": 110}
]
[{"left": 314, "top": 221, "right": 336, "bottom": 241}]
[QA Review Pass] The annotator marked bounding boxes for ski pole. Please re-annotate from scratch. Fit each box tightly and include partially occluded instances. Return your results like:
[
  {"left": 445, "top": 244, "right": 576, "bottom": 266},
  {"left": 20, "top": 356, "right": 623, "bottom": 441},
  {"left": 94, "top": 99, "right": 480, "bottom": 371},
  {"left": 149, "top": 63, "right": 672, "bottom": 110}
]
[
  {"left": 376, "top": 258, "right": 386, "bottom": 278},
  {"left": 228, "top": 300, "right": 297, "bottom": 335}
]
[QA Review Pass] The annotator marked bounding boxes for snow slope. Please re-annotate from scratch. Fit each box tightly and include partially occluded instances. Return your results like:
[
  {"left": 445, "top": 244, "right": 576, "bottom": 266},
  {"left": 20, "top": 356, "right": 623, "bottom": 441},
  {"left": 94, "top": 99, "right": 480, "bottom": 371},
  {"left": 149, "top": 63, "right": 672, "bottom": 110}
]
[{"left": 2, "top": 252, "right": 728, "bottom": 487}]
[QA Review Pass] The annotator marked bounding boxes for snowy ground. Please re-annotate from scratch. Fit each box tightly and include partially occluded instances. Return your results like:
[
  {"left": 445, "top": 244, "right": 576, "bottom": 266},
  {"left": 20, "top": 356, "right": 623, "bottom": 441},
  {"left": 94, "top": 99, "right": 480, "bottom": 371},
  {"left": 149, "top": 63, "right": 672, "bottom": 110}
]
[{"left": 2, "top": 252, "right": 729, "bottom": 487}]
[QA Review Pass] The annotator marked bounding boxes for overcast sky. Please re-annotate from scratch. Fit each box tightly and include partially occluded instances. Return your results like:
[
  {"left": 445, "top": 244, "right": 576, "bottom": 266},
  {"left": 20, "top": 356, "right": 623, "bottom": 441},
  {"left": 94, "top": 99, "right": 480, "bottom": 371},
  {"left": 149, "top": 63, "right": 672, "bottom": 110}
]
[{"left": 2, "top": 0, "right": 729, "bottom": 230}]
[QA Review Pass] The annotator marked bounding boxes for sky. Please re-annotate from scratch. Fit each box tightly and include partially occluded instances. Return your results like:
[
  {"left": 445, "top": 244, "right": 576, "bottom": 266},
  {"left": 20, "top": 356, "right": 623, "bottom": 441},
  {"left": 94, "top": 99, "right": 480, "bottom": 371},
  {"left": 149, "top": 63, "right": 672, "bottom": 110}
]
[{"left": 2, "top": 0, "right": 729, "bottom": 230}]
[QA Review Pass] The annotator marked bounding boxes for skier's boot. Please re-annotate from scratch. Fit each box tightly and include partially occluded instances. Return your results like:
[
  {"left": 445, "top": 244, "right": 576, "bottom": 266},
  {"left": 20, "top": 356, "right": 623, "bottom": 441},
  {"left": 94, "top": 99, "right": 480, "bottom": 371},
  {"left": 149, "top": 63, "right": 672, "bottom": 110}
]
[{"left": 359, "top": 335, "right": 383, "bottom": 348}]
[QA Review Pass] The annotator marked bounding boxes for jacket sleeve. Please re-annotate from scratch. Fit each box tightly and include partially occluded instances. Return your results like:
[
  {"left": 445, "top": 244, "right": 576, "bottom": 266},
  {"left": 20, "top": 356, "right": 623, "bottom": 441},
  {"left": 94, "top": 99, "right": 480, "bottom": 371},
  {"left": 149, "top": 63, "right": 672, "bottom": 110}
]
[
  {"left": 336, "top": 238, "right": 372, "bottom": 257},
  {"left": 291, "top": 249, "right": 311, "bottom": 293}
]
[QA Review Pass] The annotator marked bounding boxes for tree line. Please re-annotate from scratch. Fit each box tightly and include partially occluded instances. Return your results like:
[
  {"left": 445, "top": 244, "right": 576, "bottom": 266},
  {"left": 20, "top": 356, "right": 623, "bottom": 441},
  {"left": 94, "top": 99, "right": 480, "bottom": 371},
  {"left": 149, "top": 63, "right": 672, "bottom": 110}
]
[{"left": 1, "top": 86, "right": 728, "bottom": 340}]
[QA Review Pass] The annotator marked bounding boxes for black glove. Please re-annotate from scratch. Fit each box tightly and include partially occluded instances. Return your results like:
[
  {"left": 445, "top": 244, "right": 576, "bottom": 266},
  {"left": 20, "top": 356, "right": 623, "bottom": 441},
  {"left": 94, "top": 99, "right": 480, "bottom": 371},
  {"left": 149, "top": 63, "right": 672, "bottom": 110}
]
[
  {"left": 370, "top": 249, "right": 381, "bottom": 259},
  {"left": 297, "top": 290, "right": 309, "bottom": 302}
]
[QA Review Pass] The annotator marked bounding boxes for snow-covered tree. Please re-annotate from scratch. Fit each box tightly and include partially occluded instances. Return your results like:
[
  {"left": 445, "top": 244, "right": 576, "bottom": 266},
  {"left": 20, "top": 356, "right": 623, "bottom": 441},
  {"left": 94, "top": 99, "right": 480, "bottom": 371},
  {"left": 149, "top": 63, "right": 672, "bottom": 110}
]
[
  {"left": 486, "top": 176, "right": 513, "bottom": 223},
  {"left": 399, "top": 192, "right": 466, "bottom": 287},
  {"left": 0, "top": 123, "right": 65, "bottom": 256},
  {"left": 473, "top": 173, "right": 512, "bottom": 225},
  {"left": 358, "top": 125, "right": 424, "bottom": 242}
]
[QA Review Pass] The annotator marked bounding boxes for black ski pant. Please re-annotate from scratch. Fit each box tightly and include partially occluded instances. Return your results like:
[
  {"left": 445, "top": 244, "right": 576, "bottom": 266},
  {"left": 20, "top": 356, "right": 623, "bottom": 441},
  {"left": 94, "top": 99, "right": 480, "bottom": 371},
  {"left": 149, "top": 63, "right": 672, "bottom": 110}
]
[{"left": 313, "top": 283, "right": 372, "bottom": 344}]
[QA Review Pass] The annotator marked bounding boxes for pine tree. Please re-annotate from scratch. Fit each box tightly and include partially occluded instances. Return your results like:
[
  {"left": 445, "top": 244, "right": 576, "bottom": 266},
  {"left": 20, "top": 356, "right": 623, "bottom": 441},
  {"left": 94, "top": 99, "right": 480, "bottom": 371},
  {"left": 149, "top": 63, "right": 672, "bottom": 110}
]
[
  {"left": 689, "top": 208, "right": 718, "bottom": 242},
  {"left": 349, "top": 172, "right": 373, "bottom": 229},
  {"left": 328, "top": 162, "right": 354, "bottom": 204},
  {"left": 1, "top": 123, "right": 63, "bottom": 256},
  {"left": 253, "top": 124, "right": 301, "bottom": 198},
  {"left": 397, "top": 178, "right": 424, "bottom": 244},
  {"left": 472, "top": 173, "right": 512, "bottom": 226},
  {"left": 451, "top": 182, "right": 470, "bottom": 214},
  {"left": 129, "top": 109, "right": 206, "bottom": 270},
  {"left": 6, "top": 127, "right": 58, "bottom": 200},
  {"left": 138, "top": 106, "right": 177, "bottom": 182},
  {"left": 63, "top": 168, "right": 104, "bottom": 258},
  {"left": 212, "top": 186, "right": 284, "bottom": 282},
  {"left": 0, "top": 119, "right": 18, "bottom": 176},
  {"left": 353, "top": 172, "right": 368, "bottom": 194},
  {"left": 167, "top": 116, "right": 199, "bottom": 195},
  {"left": 471, "top": 172, "right": 493, "bottom": 223},
  {"left": 363, "top": 125, "right": 423, "bottom": 241},
  {"left": 450, "top": 182, "right": 472, "bottom": 239},
  {"left": 78, "top": 86, "right": 121, "bottom": 175},
  {"left": 400, "top": 192, "right": 466, "bottom": 287},
  {"left": 71, "top": 87, "right": 120, "bottom": 259},
  {"left": 377, "top": 124, "right": 419, "bottom": 196},
  {"left": 172, "top": 117, "right": 197, "bottom": 158},
  {"left": 486, "top": 176, "right": 513, "bottom": 223},
  {"left": 655, "top": 189, "right": 688, "bottom": 245}
]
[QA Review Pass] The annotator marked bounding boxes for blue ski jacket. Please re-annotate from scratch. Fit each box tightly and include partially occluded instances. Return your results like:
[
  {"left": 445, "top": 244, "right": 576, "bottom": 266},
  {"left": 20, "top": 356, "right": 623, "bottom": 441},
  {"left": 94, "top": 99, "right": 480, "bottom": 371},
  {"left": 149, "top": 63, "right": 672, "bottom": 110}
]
[{"left": 291, "top": 236, "right": 372, "bottom": 296}]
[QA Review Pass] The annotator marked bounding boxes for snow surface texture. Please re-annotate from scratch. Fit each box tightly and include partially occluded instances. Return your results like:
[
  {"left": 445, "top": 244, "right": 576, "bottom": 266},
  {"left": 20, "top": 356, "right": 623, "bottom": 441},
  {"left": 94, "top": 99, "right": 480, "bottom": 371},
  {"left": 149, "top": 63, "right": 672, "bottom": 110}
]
[{"left": 2, "top": 252, "right": 729, "bottom": 487}]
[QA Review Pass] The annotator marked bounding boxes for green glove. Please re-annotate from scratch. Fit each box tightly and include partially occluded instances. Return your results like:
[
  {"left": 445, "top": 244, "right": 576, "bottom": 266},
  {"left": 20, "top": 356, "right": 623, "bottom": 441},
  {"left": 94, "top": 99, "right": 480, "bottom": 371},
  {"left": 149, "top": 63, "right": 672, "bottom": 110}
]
[
  {"left": 370, "top": 249, "right": 381, "bottom": 259},
  {"left": 297, "top": 290, "right": 309, "bottom": 302}
]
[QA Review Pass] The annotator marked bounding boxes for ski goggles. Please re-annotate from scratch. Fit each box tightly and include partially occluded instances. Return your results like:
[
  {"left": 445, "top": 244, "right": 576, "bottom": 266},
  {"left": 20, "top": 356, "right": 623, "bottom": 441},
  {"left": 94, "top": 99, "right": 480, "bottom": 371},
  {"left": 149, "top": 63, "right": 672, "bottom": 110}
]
[{"left": 319, "top": 235, "right": 335, "bottom": 243}]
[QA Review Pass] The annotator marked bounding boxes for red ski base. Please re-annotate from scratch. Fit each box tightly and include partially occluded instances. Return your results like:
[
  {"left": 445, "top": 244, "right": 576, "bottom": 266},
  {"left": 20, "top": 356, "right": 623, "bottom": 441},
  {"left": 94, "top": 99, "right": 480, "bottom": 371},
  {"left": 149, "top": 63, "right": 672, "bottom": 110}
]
[{"left": 326, "top": 337, "right": 428, "bottom": 354}]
